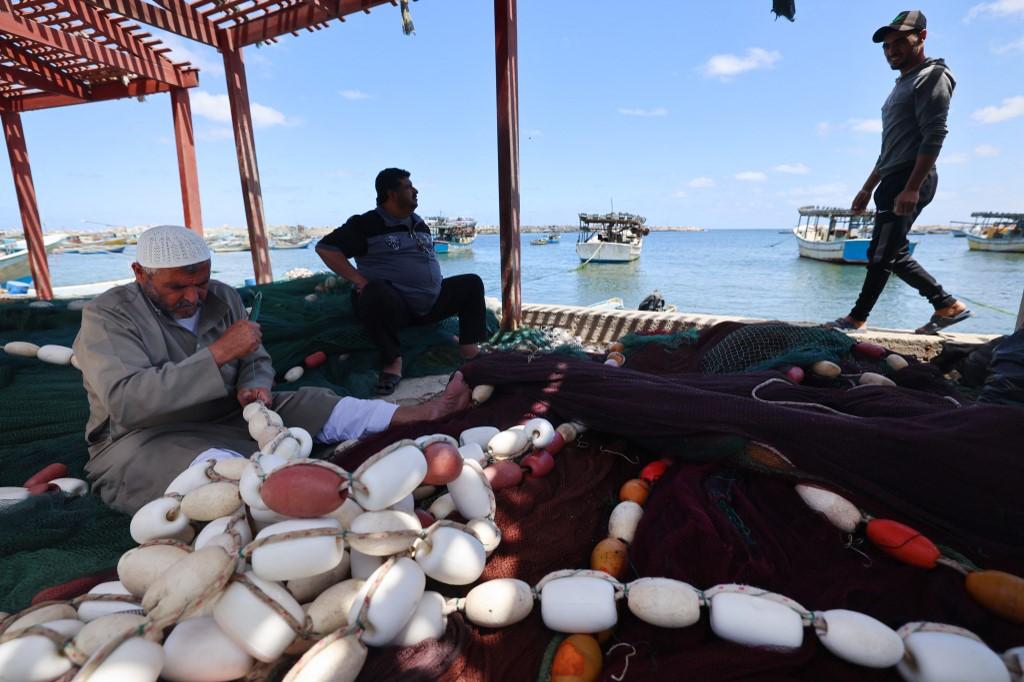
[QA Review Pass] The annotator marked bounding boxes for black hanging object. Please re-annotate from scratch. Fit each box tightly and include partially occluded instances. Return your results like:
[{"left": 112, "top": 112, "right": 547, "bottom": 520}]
[{"left": 772, "top": 0, "right": 796, "bottom": 22}]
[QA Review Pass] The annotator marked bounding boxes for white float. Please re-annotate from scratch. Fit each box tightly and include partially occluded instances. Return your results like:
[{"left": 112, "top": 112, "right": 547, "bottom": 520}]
[
  {"left": 306, "top": 579, "right": 365, "bottom": 636},
  {"left": 0, "top": 618, "right": 83, "bottom": 682},
  {"left": 816, "top": 609, "right": 904, "bottom": 668},
  {"left": 457, "top": 442, "right": 488, "bottom": 467},
  {"left": 540, "top": 576, "right": 618, "bottom": 633},
  {"left": 626, "top": 578, "right": 701, "bottom": 628},
  {"left": 709, "top": 592, "right": 804, "bottom": 649},
  {"left": 252, "top": 518, "right": 344, "bottom": 581},
  {"left": 213, "top": 572, "right": 305, "bottom": 662},
  {"left": 523, "top": 418, "right": 555, "bottom": 449},
  {"left": 388, "top": 591, "right": 447, "bottom": 647},
  {"left": 74, "top": 613, "right": 147, "bottom": 658},
  {"left": 794, "top": 484, "right": 863, "bottom": 533},
  {"left": 351, "top": 442, "right": 428, "bottom": 511},
  {"left": 142, "top": 547, "right": 234, "bottom": 622},
  {"left": 50, "top": 477, "right": 88, "bottom": 496},
  {"left": 239, "top": 453, "right": 289, "bottom": 511},
  {"left": 346, "top": 558, "right": 426, "bottom": 647},
  {"left": 427, "top": 493, "right": 456, "bottom": 520},
  {"left": 284, "top": 366, "right": 304, "bottom": 383},
  {"left": 897, "top": 629, "right": 1010, "bottom": 682},
  {"left": 349, "top": 549, "right": 384, "bottom": 580},
  {"left": 886, "top": 354, "right": 909, "bottom": 371},
  {"left": 348, "top": 510, "right": 421, "bottom": 556},
  {"left": 81, "top": 636, "right": 165, "bottom": 682},
  {"left": 130, "top": 497, "right": 191, "bottom": 544},
  {"left": 287, "top": 634, "right": 367, "bottom": 682},
  {"left": 2, "top": 341, "right": 39, "bottom": 357},
  {"left": 165, "top": 463, "right": 215, "bottom": 496},
  {"left": 118, "top": 544, "right": 192, "bottom": 598},
  {"left": 486, "top": 428, "right": 531, "bottom": 460},
  {"left": 287, "top": 552, "right": 351, "bottom": 603},
  {"left": 77, "top": 581, "right": 140, "bottom": 622},
  {"left": 36, "top": 344, "right": 74, "bottom": 365},
  {"left": 465, "top": 518, "right": 502, "bottom": 554},
  {"left": 463, "top": 579, "right": 534, "bottom": 628},
  {"left": 447, "top": 460, "right": 492, "bottom": 520},
  {"left": 181, "top": 482, "right": 243, "bottom": 521},
  {"left": 812, "top": 360, "right": 842, "bottom": 378},
  {"left": 459, "top": 426, "right": 499, "bottom": 450},
  {"left": 608, "top": 501, "right": 644, "bottom": 544},
  {"left": 161, "top": 616, "right": 254, "bottom": 682},
  {"left": 415, "top": 526, "right": 486, "bottom": 585},
  {"left": 859, "top": 372, "right": 897, "bottom": 387}
]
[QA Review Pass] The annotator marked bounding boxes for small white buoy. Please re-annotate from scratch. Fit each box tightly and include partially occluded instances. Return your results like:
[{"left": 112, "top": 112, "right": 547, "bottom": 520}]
[
  {"left": 349, "top": 549, "right": 384, "bottom": 580},
  {"left": 795, "top": 484, "right": 863, "bottom": 533},
  {"left": 812, "top": 360, "right": 842, "bottom": 378},
  {"left": 251, "top": 518, "right": 344, "bottom": 582},
  {"left": 286, "top": 552, "right": 351, "bottom": 603},
  {"left": 2, "top": 341, "right": 39, "bottom": 357},
  {"left": 118, "top": 543, "right": 192, "bottom": 597},
  {"left": 463, "top": 579, "right": 534, "bottom": 628},
  {"left": 351, "top": 442, "right": 429, "bottom": 511},
  {"left": 347, "top": 510, "right": 421, "bottom": 556},
  {"left": 306, "top": 579, "right": 365, "bottom": 636},
  {"left": 304, "top": 293, "right": 317, "bottom": 303},
  {"left": 414, "top": 526, "right": 486, "bottom": 585},
  {"left": 540, "top": 576, "right": 618, "bottom": 633},
  {"left": 608, "top": 500, "right": 644, "bottom": 544},
  {"left": 286, "top": 633, "right": 366, "bottom": 682},
  {"left": 49, "top": 477, "right": 88, "bottom": 496},
  {"left": 73, "top": 613, "right": 147, "bottom": 659},
  {"left": 471, "top": 384, "right": 494, "bottom": 405},
  {"left": 77, "top": 581, "right": 140, "bottom": 622},
  {"left": 815, "top": 609, "right": 904, "bottom": 668},
  {"left": 181, "top": 481, "right": 243, "bottom": 522},
  {"left": 130, "top": 497, "right": 190, "bottom": 544},
  {"left": 459, "top": 426, "right": 500, "bottom": 450},
  {"left": 142, "top": 546, "right": 234, "bottom": 622},
  {"left": 81, "top": 636, "right": 164, "bottom": 682},
  {"left": 213, "top": 571, "right": 305, "bottom": 663},
  {"left": 457, "top": 442, "right": 488, "bottom": 466},
  {"left": 626, "top": 578, "right": 701, "bottom": 628},
  {"left": 0, "top": 618, "right": 83, "bottom": 681},
  {"left": 897, "top": 629, "right": 1010, "bottom": 682},
  {"left": 523, "top": 417, "right": 556, "bottom": 449},
  {"left": 486, "top": 429, "right": 531, "bottom": 460},
  {"left": 447, "top": 460, "right": 492, "bottom": 520},
  {"left": 388, "top": 591, "right": 447, "bottom": 647},
  {"left": 284, "top": 366, "right": 304, "bottom": 383},
  {"left": 859, "top": 372, "right": 897, "bottom": 387},
  {"left": 709, "top": 591, "right": 804, "bottom": 650},
  {"left": 885, "top": 354, "right": 909, "bottom": 371},
  {"left": 427, "top": 493, "right": 456, "bottom": 521},
  {"left": 346, "top": 557, "right": 426, "bottom": 647},
  {"left": 37, "top": 344, "right": 74, "bottom": 365},
  {"left": 465, "top": 517, "right": 502, "bottom": 554},
  {"left": 161, "top": 616, "right": 255, "bottom": 682}
]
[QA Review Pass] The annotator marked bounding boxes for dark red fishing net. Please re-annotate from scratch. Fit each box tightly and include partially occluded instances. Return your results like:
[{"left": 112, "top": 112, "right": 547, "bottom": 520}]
[{"left": 333, "top": 333, "right": 1024, "bottom": 681}]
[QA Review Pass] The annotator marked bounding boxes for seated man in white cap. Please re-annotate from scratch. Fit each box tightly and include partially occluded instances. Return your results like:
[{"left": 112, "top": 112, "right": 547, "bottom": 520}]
[{"left": 73, "top": 224, "right": 470, "bottom": 514}]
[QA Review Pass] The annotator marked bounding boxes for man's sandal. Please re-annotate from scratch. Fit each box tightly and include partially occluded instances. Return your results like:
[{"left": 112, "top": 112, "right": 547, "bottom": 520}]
[
  {"left": 375, "top": 372, "right": 402, "bottom": 396},
  {"left": 915, "top": 309, "right": 972, "bottom": 335},
  {"left": 823, "top": 317, "right": 866, "bottom": 332}
]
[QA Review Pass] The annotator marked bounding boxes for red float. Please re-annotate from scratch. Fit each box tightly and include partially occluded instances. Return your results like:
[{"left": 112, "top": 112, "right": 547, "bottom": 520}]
[
  {"left": 261, "top": 464, "right": 348, "bottom": 517},
  {"left": 24, "top": 463, "right": 69, "bottom": 488},
  {"left": 640, "top": 459, "right": 670, "bottom": 484},
  {"left": 422, "top": 442, "right": 464, "bottom": 486},
  {"left": 785, "top": 366, "right": 805, "bottom": 384},
  {"left": 304, "top": 351, "right": 328, "bottom": 369},
  {"left": 852, "top": 341, "right": 887, "bottom": 359},
  {"left": 483, "top": 461, "right": 524, "bottom": 490},
  {"left": 415, "top": 509, "right": 436, "bottom": 528},
  {"left": 522, "top": 450, "right": 555, "bottom": 478},
  {"left": 866, "top": 519, "right": 940, "bottom": 569},
  {"left": 27, "top": 482, "right": 59, "bottom": 495},
  {"left": 546, "top": 432, "right": 566, "bottom": 455}
]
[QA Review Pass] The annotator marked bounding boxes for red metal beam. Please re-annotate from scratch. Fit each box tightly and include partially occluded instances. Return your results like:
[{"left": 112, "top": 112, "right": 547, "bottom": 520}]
[
  {"left": 0, "top": 39, "right": 92, "bottom": 99},
  {"left": 231, "top": 0, "right": 390, "bottom": 47},
  {"left": 0, "top": 10, "right": 191, "bottom": 86},
  {"left": 80, "top": 0, "right": 222, "bottom": 47},
  {"left": 55, "top": 0, "right": 179, "bottom": 66},
  {"left": 222, "top": 45, "right": 271, "bottom": 283},
  {"left": 1, "top": 110, "right": 52, "bottom": 299},
  {"left": 170, "top": 87, "right": 203, "bottom": 233},
  {"left": 0, "top": 68, "right": 197, "bottom": 110},
  {"left": 494, "top": 0, "right": 521, "bottom": 330}
]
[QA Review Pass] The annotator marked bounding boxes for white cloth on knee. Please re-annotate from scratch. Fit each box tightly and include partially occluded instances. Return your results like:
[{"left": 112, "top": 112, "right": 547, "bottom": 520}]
[
  {"left": 316, "top": 396, "right": 398, "bottom": 443},
  {"left": 189, "top": 447, "right": 246, "bottom": 469}
]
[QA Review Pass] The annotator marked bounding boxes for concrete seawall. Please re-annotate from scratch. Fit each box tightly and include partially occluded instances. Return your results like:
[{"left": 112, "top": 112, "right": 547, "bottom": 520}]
[{"left": 520, "top": 303, "right": 1001, "bottom": 359}]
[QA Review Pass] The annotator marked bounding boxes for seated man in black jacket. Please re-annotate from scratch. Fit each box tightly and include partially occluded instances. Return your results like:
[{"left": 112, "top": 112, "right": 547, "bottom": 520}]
[{"left": 316, "top": 168, "right": 486, "bottom": 395}]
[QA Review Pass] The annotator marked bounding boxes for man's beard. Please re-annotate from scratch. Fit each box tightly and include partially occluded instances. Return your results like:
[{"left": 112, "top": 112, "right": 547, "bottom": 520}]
[{"left": 142, "top": 282, "right": 200, "bottom": 318}]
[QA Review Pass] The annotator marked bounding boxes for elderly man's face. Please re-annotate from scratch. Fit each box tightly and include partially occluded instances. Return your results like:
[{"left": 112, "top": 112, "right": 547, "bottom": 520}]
[{"left": 132, "top": 260, "right": 212, "bottom": 318}]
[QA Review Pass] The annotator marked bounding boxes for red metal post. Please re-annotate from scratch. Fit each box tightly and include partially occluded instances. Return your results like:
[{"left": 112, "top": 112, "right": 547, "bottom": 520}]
[
  {"left": 221, "top": 45, "right": 272, "bottom": 283},
  {"left": 170, "top": 87, "right": 204, "bottom": 234},
  {"left": 1, "top": 110, "right": 53, "bottom": 300},
  {"left": 494, "top": 0, "right": 521, "bottom": 331}
]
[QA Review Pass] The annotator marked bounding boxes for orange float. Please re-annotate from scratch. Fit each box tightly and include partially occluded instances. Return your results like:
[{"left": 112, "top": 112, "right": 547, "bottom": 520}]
[
  {"left": 23, "top": 463, "right": 68, "bottom": 488},
  {"left": 590, "top": 538, "right": 629, "bottom": 579},
  {"left": 551, "top": 634, "right": 602, "bottom": 682},
  {"left": 422, "top": 442, "right": 464, "bottom": 486},
  {"left": 484, "top": 461, "right": 525, "bottom": 490},
  {"left": 261, "top": 464, "right": 347, "bottom": 517},
  {"left": 619, "top": 479, "right": 650, "bottom": 506},
  {"left": 965, "top": 570, "right": 1024, "bottom": 624},
  {"left": 304, "top": 351, "right": 328, "bottom": 369},
  {"left": 865, "top": 519, "right": 940, "bottom": 569},
  {"left": 639, "top": 459, "right": 669, "bottom": 484},
  {"left": 608, "top": 341, "right": 625, "bottom": 353}
]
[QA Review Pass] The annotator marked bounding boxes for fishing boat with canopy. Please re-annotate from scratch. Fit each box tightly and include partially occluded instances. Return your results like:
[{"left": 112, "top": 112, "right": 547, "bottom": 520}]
[
  {"left": 962, "top": 212, "right": 1024, "bottom": 253},
  {"left": 425, "top": 216, "right": 478, "bottom": 254},
  {"left": 576, "top": 211, "right": 648, "bottom": 263},
  {"left": 793, "top": 205, "right": 917, "bottom": 264}
]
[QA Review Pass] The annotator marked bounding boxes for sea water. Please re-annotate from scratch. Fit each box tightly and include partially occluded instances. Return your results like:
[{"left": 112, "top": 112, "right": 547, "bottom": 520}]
[{"left": 43, "top": 231, "right": 1022, "bottom": 335}]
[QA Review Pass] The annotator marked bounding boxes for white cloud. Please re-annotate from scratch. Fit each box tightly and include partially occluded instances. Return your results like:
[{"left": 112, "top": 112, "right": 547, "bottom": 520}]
[
  {"left": 191, "top": 91, "right": 292, "bottom": 128},
  {"left": 848, "top": 118, "right": 883, "bottom": 133},
  {"left": 971, "top": 95, "right": 1024, "bottom": 123},
  {"left": 816, "top": 121, "right": 831, "bottom": 136},
  {"left": 340, "top": 89, "right": 372, "bottom": 100},
  {"left": 975, "top": 144, "right": 1001, "bottom": 157},
  {"left": 672, "top": 190, "right": 688, "bottom": 198},
  {"left": 701, "top": 47, "right": 780, "bottom": 78},
  {"left": 687, "top": 177, "right": 715, "bottom": 188},
  {"left": 618, "top": 107, "right": 668, "bottom": 117},
  {"left": 735, "top": 171, "right": 767, "bottom": 182},
  {"left": 966, "top": 0, "right": 1024, "bottom": 20},
  {"left": 943, "top": 152, "right": 969, "bottom": 164},
  {"left": 773, "top": 163, "right": 809, "bottom": 174},
  {"left": 993, "top": 36, "right": 1024, "bottom": 54}
]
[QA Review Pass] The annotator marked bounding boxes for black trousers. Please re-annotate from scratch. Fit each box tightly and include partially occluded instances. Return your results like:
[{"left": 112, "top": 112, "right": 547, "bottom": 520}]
[
  {"left": 354, "top": 274, "right": 487, "bottom": 364},
  {"left": 850, "top": 168, "right": 955, "bottom": 321}
]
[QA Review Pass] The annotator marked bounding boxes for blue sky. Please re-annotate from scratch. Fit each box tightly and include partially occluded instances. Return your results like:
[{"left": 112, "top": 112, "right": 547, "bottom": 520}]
[{"left": 2, "top": 0, "right": 1022, "bottom": 231}]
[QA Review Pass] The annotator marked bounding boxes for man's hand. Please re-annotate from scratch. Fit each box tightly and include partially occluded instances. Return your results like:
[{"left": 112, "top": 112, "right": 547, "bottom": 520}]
[
  {"left": 209, "top": 320, "right": 262, "bottom": 366},
  {"left": 851, "top": 189, "right": 872, "bottom": 214},
  {"left": 893, "top": 188, "right": 920, "bottom": 216},
  {"left": 237, "top": 386, "right": 271, "bottom": 408}
]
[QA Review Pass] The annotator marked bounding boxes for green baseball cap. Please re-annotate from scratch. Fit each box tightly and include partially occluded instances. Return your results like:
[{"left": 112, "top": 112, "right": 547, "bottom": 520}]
[{"left": 872, "top": 10, "right": 927, "bottom": 43}]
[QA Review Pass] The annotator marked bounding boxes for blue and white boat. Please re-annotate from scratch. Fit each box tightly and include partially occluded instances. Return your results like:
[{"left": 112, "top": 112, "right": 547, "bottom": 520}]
[
  {"left": 426, "top": 216, "right": 477, "bottom": 254},
  {"left": 962, "top": 212, "right": 1024, "bottom": 253},
  {"left": 793, "top": 205, "right": 916, "bottom": 264}
]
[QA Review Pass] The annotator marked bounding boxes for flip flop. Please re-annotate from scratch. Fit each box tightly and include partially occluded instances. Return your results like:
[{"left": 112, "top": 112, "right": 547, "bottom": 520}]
[
  {"left": 823, "top": 317, "right": 866, "bottom": 332},
  {"left": 915, "top": 309, "right": 973, "bottom": 335},
  {"left": 374, "top": 372, "right": 402, "bottom": 396}
]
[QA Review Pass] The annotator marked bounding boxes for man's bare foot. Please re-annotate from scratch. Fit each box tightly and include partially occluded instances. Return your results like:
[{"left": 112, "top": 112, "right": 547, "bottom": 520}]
[
  {"left": 934, "top": 300, "right": 968, "bottom": 318},
  {"left": 389, "top": 371, "right": 471, "bottom": 426}
]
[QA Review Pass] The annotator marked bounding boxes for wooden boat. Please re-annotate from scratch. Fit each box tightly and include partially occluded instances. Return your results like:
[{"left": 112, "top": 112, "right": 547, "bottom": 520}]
[
  {"left": 57, "top": 244, "right": 127, "bottom": 254},
  {"left": 576, "top": 212, "right": 648, "bottom": 263},
  {"left": 530, "top": 237, "right": 549, "bottom": 246},
  {"left": 209, "top": 238, "right": 251, "bottom": 252},
  {"left": 793, "top": 206, "right": 916, "bottom": 264},
  {"left": 962, "top": 212, "right": 1024, "bottom": 253},
  {"left": 426, "top": 216, "right": 477, "bottom": 253},
  {"left": 270, "top": 237, "right": 313, "bottom": 250},
  {"left": 0, "top": 233, "right": 68, "bottom": 282}
]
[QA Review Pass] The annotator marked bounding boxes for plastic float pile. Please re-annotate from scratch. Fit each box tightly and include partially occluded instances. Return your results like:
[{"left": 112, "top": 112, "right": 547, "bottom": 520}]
[{"left": 0, "top": 372, "right": 1021, "bottom": 681}]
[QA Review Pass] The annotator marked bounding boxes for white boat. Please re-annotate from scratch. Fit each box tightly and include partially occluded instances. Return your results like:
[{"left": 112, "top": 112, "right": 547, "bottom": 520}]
[
  {"left": 426, "top": 216, "right": 477, "bottom": 253},
  {"left": 0, "top": 233, "right": 68, "bottom": 282},
  {"left": 962, "top": 212, "right": 1024, "bottom": 253},
  {"left": 576, "top": 212, "right": 648, "bottom": 263},
  {"left": 793, "top": 205, "right": 916, "bottom": 264}
]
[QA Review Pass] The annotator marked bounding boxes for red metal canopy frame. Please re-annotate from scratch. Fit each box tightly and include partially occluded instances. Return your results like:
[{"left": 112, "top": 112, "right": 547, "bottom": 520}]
[{"left": 1, "top": 0, "right": 523, "bottom": 330}]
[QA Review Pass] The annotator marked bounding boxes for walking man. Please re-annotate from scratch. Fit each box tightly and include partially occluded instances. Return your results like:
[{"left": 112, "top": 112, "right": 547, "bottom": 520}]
[{"left": 827, "top": 10, "right": 970, "bottom": 334}]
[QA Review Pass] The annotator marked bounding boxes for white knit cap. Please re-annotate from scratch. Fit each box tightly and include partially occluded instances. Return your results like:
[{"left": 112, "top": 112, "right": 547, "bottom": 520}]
[{"left": 136, "top": 225, "right": 210, "bottom": 268}]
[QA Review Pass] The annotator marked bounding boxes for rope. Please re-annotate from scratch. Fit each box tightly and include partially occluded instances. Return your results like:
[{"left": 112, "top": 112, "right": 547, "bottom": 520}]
[
  {"left": 751, "top": 378, "right": 863, "bottom": 419},
  {"left": 608, "top": 642, "right": 637, "bottom": 681},
  {"left": 959, "top": 294, "right": 1016, "bottom": 317}
]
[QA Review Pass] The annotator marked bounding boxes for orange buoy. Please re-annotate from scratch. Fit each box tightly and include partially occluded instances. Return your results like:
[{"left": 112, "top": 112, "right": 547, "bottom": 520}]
[
  {"left": 522, "top": 450, "right": 555, "bottom": 477},
  {"left": 24, "top": 463, "right": 69, "bottom": 488},
  {"left": 965, "top": 570, "right": 1024, "bottom": 624},
  {"left": 608, "top": 341, "right": 625, "bottom": 353},
  {"left": 304, "top": 351, "right": 328, "bottom": 369},
  {"left": 639, "top": 459, "right": 669, "bottom": 484},
  {"left": 865, "top": 519, "right": 940, "bottom": 569},
  {"left": 619, "top": 479, "right": 650, "bottom": 506},
  {"left": 551, "top": 634, "right": 603, "bottom": 682},
  {"left": 590, "top": 537, "right": 629, "bottom": 579},
  {"left": 422, "top": 442, "right": 463, "bottom": 486},
  {"left": 483, "top": 461, "right": 524, "bottom": 490},
  {"left": 261, "top": 464, "right": 347, "bottom": 517}
]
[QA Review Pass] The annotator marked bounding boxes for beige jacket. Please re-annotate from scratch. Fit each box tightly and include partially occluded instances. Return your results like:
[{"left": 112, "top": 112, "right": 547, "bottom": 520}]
[{"left": 73, "top": 280, "right": 273, "bottom": 456}]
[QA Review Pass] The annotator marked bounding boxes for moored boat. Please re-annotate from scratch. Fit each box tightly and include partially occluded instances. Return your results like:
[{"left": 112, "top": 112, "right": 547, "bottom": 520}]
[
  {"left": 793, "top": 206, "right": 916, "bottom": 264},
  {"left": 962, "top": 212, "right": 1024, "bottom": 253},
  {"left": 0, "top": 233, "right": 68, "bottom": 282},
  {"left": 576, "top": 212, "right": 648, "bottom": 263},
  {"left": 426, "top": 216, "right": 477, "bottom": 253}
]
